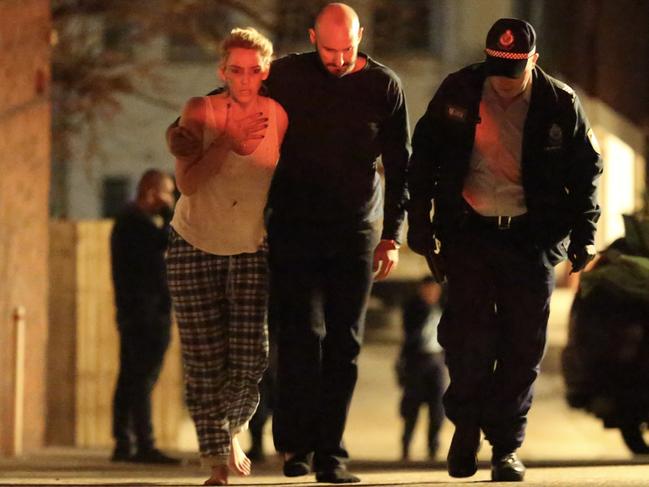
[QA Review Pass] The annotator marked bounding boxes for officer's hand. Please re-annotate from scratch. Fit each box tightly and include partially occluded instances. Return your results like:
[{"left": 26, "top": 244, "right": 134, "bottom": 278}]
[{"left": 568, "top": 243, "right": 597, "bottom": 273}]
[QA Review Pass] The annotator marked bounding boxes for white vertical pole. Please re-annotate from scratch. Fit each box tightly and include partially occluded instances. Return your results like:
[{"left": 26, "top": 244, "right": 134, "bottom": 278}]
[{"left": 12, "top": 305, "right": 26, "bottom": 456}]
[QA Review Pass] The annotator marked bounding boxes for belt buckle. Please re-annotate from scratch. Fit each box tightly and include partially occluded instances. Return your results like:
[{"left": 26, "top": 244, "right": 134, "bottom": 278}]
[{"left": 497, "top": 216, "right": 512, "bottom": 230}]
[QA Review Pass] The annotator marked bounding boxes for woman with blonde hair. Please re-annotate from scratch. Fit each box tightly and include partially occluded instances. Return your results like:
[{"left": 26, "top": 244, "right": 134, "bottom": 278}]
[{"left": 165, "top": 27, "right": 288, "bottom": 485}]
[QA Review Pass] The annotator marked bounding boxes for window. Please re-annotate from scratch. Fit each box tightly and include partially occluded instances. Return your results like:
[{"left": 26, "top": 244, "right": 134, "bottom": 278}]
[
  {"left": 103, "top": 23, "right": 135, "bottom": 58},
  {"left": 167, "top": 32, "right": 216, "bottom": 63},
  {"left": 102, "top": 176, "right": 131, "bottom": 218},
  {"left": 275, "top": 0, "right": 327, "bottom": 51},
  {"left": 165, "top": 5, "right": 236, "bottom": 63},
  {"left": 372, "top": 0, "right": 432, "bottom": 54}
]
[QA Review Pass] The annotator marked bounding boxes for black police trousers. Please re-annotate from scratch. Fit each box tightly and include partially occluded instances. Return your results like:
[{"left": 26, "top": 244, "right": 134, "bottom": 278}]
[
  {"left": 438, "top": 217, "right": 554, "bottom": 454},
  {"left": 112, "top": 316, "right": 171, "bottom": 452},
  {"left": 268, "top": 219, "right": 379, "bottom": 470}
]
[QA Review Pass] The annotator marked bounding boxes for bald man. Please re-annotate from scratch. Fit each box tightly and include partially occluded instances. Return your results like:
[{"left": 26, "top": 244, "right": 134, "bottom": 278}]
[
  {"left": 167, "top": 2, "right": 410, "bottom": 483},
  {"left": 267, "top": 5, "right": 410, "bottom": 483}
]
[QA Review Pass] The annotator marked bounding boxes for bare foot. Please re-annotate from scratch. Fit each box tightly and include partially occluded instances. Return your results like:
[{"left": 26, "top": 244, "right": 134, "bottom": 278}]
[
  {"left": 204, "top": 464, "right": 228, "bottom": 485},
  {"left": 228, "top": 436, "right": 251, "bottom": 476}
]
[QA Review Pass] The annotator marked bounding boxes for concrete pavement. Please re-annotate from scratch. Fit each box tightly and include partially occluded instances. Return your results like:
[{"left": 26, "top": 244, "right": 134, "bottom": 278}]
[{"left": 2, "top": 288, "right": 649, "bottom": 485}]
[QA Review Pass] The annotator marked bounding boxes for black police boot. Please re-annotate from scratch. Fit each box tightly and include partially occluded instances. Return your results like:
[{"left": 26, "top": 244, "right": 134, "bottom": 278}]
[
  {"left": 447, "top": 424, "right": 481, "bottom": 478},
  {"left": 315, "top": 465, "right": 360, "bottom": 484},
  {"left": 110, "top": 444, "right": 133, "bottom": 462},
  {"left": 491, "top": 451, "right": 526, "bottom": 482}
]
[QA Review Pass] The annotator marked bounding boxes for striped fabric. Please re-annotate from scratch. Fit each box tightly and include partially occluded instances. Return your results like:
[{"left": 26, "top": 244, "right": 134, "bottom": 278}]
[
  {"left": 165, "top": 229, "right": 269, "bottom": 466},
  {"left": 485, "top": 47, "right": 536, "bottom": 59}
]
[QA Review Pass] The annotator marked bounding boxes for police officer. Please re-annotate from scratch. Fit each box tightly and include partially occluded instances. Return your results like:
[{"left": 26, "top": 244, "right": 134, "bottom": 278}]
[
  {"left": 395, "top": 276, "right": 445, "bottom": 461},
  {"left": 407, "top": 18, "right": 602, "bottom": 482}
]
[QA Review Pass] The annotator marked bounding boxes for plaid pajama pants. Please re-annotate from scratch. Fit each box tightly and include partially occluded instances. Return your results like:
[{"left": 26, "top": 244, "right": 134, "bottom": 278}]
[{"left": 165, "top": 229, "right": 269, "bottom": 466}]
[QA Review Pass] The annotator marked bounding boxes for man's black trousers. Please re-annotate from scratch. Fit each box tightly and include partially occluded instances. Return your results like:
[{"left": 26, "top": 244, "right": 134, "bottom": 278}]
[
  {"left": 399, "top": 354, "right": 446, "bottom": 456},
  {"left": 268, "top": 220, "right": 379, "bottom": 470},
  {"left": 112, "top": 317, "right": 171, "bottom": 452}
]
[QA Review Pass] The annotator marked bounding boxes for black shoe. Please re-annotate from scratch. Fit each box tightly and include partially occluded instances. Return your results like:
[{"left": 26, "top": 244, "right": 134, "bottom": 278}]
[
  {"left": 491, "top": 452, "right": 525, "bottom": 482},
  {"left": 283, "top": 452, "right": 312, "bottom": 477},
  {"left": 315, "top": 466, "right": 360, "bottom": 484},
  {"left": 129, "top": 448, "right": 181, "bottom": 465},
  {"left": 400, "top": 443, "right": 410, "bottom": 462},
  {"left": 246, "top": 443, "right": 265, "bottom": 462},
  {"left": 447, "top": 424, "right": 481, "bottom": 478},
  {"left": 110, "top": 446, "right": 133, "bottom": 462}
]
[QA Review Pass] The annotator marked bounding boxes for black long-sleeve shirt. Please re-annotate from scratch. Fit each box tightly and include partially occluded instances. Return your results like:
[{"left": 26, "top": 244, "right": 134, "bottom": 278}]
[
  {"left": 110, "top": 203, "right": 171, "bottom": 325},
  {"left": 265, "top": 52, "right": 411, "bottom": 242}
]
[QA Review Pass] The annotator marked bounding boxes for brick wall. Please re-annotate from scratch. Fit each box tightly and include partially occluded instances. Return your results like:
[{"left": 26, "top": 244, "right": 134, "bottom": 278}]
[{"left": 0, "top": 0, "right": 51, "bottom": 456}]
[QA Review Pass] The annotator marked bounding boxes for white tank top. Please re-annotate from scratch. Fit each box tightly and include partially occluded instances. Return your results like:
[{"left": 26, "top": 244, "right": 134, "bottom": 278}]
[{"left": 171, "top": 96, "right": 279, "bottom": 255}]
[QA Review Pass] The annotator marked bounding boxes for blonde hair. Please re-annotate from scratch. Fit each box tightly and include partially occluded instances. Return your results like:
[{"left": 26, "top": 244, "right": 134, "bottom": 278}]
[{"left": 220, "top": 27, "right": 273, "bottom": 70}]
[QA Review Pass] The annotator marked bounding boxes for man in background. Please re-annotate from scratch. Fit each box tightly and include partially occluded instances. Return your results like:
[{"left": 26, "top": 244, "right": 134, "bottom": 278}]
[
  {"left": 110, "top": 169, "right": 180, "bottom": 464},
  {"left": 395, "top": 277, "right": 445, "bottom": 461}
]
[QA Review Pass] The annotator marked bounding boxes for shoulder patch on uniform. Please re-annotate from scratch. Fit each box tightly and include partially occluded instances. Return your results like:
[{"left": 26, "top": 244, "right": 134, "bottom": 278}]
[
  {"left": 587, "top": 128, "right": 601, "bottom": 154},
  {"left": 445, "top": 104, "right": 468, "bottom": 122}
]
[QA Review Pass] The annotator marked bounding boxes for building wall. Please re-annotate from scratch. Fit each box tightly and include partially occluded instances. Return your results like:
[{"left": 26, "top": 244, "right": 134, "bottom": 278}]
[
  {"left": 0, "top": 0, "right": 51, "bottom": 456},
  {"left": 64, "top": 0, "right": 520, "bottom": 219},
  {"left": 579, "top": 92, "right": 647, "bottom": 247},
  {"left": 541, "top": 0, "right": 649, "bottom": 140},
  {"left": 47, "top": 221, "right": 187, "bottom": 449},
  {"left": 429, "top": 0, "right": 514, "bottom": 71}
]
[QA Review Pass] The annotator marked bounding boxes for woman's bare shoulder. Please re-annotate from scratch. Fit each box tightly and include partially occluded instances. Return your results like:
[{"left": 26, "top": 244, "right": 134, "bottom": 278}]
[
  {"left": 266, "top": 97, "right": 289, "bottom": 144},
  {"left": 263, "top": 97, "right": 286, "bottom": 115},
  {"left": 268, "top": 97, "right": 288, "bottom": 126}
]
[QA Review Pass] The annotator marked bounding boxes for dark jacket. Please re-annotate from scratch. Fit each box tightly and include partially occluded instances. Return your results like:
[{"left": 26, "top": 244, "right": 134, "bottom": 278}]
[
  {"left": 408, "top": 63, "right": 603, "bottom": 264},
  {"left": 110, "top": 203, "right": 171, "bottom": 327},
  {"left": 396, "top": 296, "right": 443, "bottom": 386}
]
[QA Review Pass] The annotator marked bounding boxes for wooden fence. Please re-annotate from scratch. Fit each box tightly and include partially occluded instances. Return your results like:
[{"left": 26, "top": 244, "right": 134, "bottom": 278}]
[{"left": 47, "top": 220, "right": 190, "bottom": 450}]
